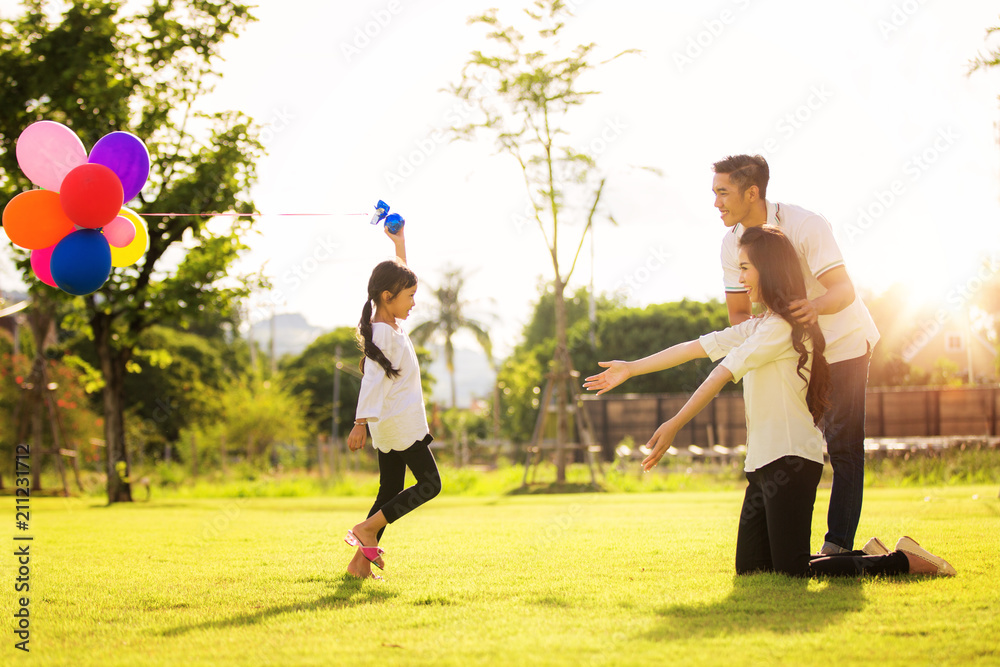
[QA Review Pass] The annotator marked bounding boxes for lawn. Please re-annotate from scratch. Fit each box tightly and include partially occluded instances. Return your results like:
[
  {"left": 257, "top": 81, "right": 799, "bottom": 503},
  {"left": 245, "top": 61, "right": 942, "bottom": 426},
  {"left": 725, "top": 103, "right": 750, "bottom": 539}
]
[{"left": 4, "top": 485, "right": 999, "bottom": 666}]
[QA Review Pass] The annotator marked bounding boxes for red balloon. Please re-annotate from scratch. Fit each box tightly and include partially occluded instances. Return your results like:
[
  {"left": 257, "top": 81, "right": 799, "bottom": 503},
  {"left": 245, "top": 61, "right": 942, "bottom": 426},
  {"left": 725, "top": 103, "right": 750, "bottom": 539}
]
[{"left": 59, "top": 163, "right": 124, "bottom": 228}]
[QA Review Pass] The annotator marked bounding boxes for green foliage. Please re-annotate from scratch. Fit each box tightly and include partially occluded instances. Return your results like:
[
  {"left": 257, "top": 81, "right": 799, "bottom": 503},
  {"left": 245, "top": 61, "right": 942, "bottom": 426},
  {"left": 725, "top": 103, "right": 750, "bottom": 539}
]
[
  {"left": 0, "top": 0, "right": 261, "bottom": 501},
  {"left": 582, "top": 298, "right": 731, "bottom": 394},
  {"left": 281, "top": 327, "right": 363, "bottom": 439},
  {"left": 0, "top": 336, "right": 105, "bottom": 480},
  {"left": 182, "top": 370, "right": 311, "bottom": 469}
]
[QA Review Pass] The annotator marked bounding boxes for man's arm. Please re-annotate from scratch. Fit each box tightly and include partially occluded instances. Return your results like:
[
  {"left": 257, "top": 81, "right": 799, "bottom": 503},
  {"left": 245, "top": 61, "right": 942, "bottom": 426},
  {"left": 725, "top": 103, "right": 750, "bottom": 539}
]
[
  {"left": 788, "top": 266, "right": 856, "bottom": 325},
  {"left": 726, "top": 291, "right": 753, "bottom": 325}
]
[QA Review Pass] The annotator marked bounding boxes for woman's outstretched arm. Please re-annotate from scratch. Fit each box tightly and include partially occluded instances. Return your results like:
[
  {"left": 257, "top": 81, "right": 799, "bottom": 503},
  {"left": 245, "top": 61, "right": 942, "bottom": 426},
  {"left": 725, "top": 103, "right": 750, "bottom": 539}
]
[
  {"left": 640, "top": 365, "right": 733, "bottom": 471},
  {"left": 583, "top": 340, "right": 707, "bottom": 395}
]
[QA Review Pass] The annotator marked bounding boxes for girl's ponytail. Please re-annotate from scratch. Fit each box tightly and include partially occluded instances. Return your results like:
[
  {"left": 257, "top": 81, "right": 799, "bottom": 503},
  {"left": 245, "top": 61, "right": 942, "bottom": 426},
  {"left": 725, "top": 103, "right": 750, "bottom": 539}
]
[{"left": 357, "top": 298, "right": 401, "bottom": 378}]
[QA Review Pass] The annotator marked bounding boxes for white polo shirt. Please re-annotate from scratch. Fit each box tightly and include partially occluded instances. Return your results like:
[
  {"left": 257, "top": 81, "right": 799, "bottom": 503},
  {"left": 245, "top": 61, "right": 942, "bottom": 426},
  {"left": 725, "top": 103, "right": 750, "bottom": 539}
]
[
  {"left": 700, "top": 314, "right": 826, "bottom": 473},
  {"left": 355, "top": 321, "right": 430, "bottom": 453},
  {"left": 721, "top": 200, "right": 879, "bottom": 364}
]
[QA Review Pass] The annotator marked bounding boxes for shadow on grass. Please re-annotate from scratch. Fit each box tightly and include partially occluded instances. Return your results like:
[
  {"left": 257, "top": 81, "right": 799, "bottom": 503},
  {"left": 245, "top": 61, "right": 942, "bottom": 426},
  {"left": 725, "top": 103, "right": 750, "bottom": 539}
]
[
  {"left": 508, "top": 482, "right": 606, "bottom": 495},
  {"left": 644, "top": 574, "right": 867, "bottom": 641},
  {"left": 159, "top": 575, "right": 399, "bottom": 637}
]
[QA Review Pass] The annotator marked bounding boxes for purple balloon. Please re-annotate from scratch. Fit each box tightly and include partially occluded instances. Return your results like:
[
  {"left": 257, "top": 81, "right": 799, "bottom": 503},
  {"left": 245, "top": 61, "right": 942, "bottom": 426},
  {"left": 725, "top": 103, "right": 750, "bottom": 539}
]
[
  {"left": 50, "top": 229, "right": 112, "bottom": 296},
  {"left": 88, "top": 132, "right": 150, "bottom": 203}
]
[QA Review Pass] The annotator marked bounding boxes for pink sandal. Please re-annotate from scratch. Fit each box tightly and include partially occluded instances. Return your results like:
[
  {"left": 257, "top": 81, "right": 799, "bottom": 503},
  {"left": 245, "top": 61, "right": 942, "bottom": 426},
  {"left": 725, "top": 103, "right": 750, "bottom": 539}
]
[{"left": 345, "top": 530, "right": 385, "bottom": 570}]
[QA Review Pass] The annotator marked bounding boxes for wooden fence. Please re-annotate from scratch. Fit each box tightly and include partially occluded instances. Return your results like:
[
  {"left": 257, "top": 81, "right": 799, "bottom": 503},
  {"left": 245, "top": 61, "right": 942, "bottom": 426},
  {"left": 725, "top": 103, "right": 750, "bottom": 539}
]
[{"left": 580, "top": 384, "right": 1000, "bottom": 460}]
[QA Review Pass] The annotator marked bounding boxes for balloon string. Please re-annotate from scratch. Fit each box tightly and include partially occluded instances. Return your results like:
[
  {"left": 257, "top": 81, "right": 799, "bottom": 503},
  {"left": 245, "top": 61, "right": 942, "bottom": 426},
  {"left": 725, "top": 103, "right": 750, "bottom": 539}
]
[{"left": 137, "top": 212, "right": 370, "bottom": 217}]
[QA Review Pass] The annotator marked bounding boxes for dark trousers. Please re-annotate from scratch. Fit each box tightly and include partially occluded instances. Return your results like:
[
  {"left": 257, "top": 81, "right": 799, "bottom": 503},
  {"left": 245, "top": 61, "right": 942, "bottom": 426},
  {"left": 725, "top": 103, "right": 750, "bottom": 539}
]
[
  {"left": 734, "top": 455, "right": 910, "bottom": 578},
  {"left": 736, "top": 456, "right": 824, "bottom": 577},
  {"left": 823, "top": 350, "right": 871, "bottom": 550},
  {"left": 808, "top": 550, "right": 909, "bottom": 577},
  {"left": 368, "top": 434, "right": 441, "bottom": 541}
]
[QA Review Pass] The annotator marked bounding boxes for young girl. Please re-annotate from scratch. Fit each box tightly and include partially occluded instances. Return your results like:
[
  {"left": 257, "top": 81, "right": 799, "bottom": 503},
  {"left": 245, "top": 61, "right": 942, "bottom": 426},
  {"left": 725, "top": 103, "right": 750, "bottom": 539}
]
[
  {"left": 584, "top": 225, "right": 954, "bottom": 578},
  {"left": 345, "top": 227, "right": 441, "bottom": 580}
]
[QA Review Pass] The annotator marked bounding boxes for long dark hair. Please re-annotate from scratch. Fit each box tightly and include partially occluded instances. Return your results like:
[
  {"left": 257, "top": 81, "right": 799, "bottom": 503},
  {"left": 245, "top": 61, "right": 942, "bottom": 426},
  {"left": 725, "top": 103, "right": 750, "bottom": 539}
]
[
  {"left": 738, "top": 225, "right": 830, "bottom": 425},
  {"left": 357, "top": 259, "right": 417, "bottom": 378}
]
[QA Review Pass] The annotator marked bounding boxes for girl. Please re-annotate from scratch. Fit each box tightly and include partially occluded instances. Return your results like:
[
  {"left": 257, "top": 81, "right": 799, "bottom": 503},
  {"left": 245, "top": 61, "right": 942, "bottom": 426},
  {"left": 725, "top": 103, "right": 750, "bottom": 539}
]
[
  {"left": 584, "top": 225, "right": 953, "bottom": 578},
  {"left": 345, "top": 227, "right": 441, "bottom": 580}
]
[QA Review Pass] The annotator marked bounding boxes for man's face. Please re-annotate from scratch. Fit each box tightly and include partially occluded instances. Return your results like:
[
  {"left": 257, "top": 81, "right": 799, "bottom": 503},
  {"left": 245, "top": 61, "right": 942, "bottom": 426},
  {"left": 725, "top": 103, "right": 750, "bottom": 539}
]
[{"left": 712, "top": 173, "right": 755, "bottom": 228}]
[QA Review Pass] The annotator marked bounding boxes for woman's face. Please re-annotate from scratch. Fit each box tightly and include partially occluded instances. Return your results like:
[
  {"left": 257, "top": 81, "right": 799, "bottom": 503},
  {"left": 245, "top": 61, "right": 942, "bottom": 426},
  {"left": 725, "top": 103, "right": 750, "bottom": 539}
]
[{"left": 738, "top": 247, "right": 761, "bottom": 304}]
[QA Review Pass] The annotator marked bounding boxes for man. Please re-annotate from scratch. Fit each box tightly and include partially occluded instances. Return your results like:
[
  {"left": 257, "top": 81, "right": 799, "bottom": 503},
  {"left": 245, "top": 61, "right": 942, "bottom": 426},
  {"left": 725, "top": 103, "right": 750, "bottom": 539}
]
[{"left": 712, "top": 154, "right": 879, "bottom": 555}]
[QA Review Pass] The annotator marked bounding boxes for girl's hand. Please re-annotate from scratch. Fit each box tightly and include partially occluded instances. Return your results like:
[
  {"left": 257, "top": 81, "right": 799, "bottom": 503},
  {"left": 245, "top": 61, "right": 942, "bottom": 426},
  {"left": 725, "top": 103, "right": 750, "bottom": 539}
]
[
  {"left": 347, "top": 423, "right": 367, "bottom": 451},
  {"left": 384, "top": 224, "right": 405, "bottom": 244},
  {"left": 583, "top": 361, "right": 631, "bottom": 395},
  {"left": 641, "top": 419, "right": 678, "bottom": 472}
]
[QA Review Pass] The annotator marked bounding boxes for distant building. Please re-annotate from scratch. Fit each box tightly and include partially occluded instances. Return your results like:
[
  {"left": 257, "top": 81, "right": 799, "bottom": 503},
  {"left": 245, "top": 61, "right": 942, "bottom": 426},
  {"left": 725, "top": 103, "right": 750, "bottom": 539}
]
[{"left": 902, "top": 320, "right": 998, "bottom": 383}]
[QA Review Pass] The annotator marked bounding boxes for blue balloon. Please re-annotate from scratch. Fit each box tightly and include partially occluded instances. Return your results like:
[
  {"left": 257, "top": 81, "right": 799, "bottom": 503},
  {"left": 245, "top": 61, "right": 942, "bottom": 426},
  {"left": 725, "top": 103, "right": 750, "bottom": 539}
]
[
  {"left": 88, "top": 132, "right": 150, "bottom": 203},
  {"left": 385, "top": 213, "right": 405, "bottom": 234},
  {"left": 50, "top": 229, "right": 112, "bottom": 295}
]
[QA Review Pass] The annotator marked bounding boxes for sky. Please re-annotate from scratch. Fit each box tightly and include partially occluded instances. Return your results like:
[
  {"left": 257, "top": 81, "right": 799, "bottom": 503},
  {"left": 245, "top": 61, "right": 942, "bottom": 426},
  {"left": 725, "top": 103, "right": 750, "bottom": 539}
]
[{"left": 2, "top": 0, "right": 1000, "bottom": 373}]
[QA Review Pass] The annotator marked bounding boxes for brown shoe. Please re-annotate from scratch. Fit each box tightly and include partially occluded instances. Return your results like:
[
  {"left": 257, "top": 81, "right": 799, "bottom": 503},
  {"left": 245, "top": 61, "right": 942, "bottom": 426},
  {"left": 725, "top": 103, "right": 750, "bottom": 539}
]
[{"left": 895, "top": 536, "right": 956, "bottom": 576}]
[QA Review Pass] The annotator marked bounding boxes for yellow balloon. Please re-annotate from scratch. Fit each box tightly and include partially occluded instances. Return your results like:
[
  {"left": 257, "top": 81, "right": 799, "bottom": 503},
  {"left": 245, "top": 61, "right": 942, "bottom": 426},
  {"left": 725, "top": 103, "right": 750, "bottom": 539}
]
[{"left": 109, "top": 207, "right": 148, "bottom": 267}]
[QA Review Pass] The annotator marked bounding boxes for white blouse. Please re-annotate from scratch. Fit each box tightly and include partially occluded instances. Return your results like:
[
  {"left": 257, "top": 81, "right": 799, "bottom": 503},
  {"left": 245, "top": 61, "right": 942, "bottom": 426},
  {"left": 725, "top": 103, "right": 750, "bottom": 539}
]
[
  {"left": 699, "top": 314, "right": 826, "bottom": 472},
  {"left": 355, "top": 321, "right": 430, "bottom": 453}
]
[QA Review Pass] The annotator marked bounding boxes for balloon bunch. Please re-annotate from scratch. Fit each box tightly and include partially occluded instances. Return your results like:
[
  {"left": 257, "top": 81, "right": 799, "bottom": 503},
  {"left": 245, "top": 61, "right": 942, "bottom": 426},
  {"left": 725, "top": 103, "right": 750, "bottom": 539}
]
[
  {"left": 370, "top": 199, "right": 405, "bottom": 234},
  {"left": 2, "top": 121, "right": 151, "bottom": 295}
]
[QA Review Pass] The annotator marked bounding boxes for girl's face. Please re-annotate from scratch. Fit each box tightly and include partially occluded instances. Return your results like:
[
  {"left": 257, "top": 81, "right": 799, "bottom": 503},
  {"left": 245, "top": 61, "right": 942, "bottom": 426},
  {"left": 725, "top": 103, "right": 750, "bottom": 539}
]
[
  {"left": 381, "top": 284, "right": 417, "bottom": 321},
  {"left": 738, "top": 247, "right": 761, "bottom": 305}
]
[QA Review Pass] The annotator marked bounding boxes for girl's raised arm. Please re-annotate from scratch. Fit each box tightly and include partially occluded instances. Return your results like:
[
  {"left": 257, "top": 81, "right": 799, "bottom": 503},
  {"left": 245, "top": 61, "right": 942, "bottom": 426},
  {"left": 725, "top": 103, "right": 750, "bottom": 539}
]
[{"left": 385, "top": 225, "right": 406, "bottom": 265}]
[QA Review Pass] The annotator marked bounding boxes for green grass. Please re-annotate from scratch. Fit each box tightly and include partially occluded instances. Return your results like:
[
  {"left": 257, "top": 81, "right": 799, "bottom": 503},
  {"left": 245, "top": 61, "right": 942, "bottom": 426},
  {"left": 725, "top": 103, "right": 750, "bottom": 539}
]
[{"left": 3, "top": 486, "right": 999, "bottom": 666}]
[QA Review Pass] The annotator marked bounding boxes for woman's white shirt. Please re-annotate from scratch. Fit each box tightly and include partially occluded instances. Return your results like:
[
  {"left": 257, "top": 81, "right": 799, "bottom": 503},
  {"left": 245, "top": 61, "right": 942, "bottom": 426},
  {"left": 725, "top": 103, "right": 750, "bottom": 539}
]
[
  {"left": 355, "top": 321, "right": 429, "bottom": 453},
  {"left": 699, "top": 314, "right": 825, "bottom": 472}
]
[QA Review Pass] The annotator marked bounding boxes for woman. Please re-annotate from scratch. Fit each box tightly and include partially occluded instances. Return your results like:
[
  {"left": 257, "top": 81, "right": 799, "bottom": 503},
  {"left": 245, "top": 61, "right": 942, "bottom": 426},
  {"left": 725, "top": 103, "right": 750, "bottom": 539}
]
[{"left": 585, "top": 225, "right": 953, "bottom": 577}]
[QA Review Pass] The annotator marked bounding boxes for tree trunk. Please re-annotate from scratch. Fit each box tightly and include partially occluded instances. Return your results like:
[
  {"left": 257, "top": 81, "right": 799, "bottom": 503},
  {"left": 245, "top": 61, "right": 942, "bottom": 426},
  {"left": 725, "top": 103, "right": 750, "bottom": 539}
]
[
  {"left": 553, "top": 278, "right": 569, "bottom": 483},
  {"left": 26, "top": 305, "right": 56, "bottom": 492},
  {"left": 93, "top": 314, "right": 133, "bottom": 504}
]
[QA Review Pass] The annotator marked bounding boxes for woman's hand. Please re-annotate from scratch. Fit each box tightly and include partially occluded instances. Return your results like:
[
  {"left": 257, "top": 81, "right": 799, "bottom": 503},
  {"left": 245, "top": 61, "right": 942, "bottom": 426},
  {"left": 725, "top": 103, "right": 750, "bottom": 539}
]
[
  {"left": 641, "top": 419, "right": 679, "bottom": 472},
  {"left": 347, "top": 423, "right": 368, "bottom": 451},
  {"left": 583, "top": 361, "right": 631, "bottom": 395}
]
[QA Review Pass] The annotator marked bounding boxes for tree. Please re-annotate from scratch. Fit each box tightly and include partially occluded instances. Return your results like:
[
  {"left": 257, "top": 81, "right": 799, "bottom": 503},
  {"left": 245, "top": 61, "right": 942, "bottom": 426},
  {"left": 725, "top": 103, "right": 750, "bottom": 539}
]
[
  {"left": 0, "top": 1, "right": 261, "bottom": 502},
  {"left": 410, "top": 266, "right": 492, "bottom": 408},
  {"left": 448, "top": 0, "right": 633, "bottom": 482}
]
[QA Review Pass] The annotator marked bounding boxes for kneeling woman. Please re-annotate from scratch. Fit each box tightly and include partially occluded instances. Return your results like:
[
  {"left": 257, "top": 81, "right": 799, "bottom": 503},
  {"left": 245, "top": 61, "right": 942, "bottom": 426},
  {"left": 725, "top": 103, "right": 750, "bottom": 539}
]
[{"left": 585, "top": 225, "right": 953, "bottom": 577}]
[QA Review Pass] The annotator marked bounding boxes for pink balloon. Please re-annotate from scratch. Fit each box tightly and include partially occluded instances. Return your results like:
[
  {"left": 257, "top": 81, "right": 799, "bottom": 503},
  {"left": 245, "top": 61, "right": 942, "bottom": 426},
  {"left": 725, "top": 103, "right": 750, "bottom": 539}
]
[
  {"left": 103, "top": 215, "right": 137, "bottom": 247},
  {"left": 15, "top": 121, "right": 88, "bottom": 192},
  {"left": 30, "top": 245, "right": 58, "bottom": 287}
]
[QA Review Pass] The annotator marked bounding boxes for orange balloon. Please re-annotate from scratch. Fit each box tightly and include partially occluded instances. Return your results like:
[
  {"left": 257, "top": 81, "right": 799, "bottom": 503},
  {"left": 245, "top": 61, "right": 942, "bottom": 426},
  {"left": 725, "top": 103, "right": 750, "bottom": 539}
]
[{"left": 2, "top": 190, "right": 75, "bottom": 250}]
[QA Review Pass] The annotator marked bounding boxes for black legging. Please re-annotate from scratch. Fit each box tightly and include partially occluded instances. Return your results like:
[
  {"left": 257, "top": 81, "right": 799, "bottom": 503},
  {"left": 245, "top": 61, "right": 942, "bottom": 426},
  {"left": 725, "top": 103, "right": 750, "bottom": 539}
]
[
  {"left": 368, "top": 434, "right": 441, "bottom": 541},
  {"left": 735, "top": 454, "right": 909, "bottom": 577}
]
